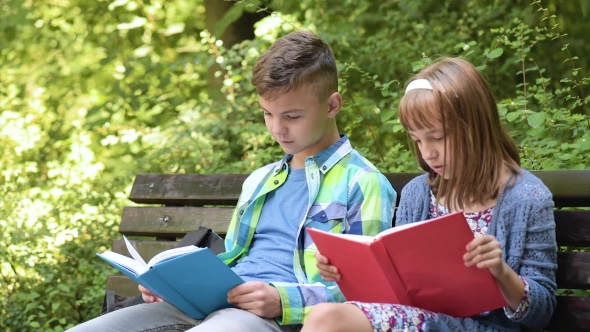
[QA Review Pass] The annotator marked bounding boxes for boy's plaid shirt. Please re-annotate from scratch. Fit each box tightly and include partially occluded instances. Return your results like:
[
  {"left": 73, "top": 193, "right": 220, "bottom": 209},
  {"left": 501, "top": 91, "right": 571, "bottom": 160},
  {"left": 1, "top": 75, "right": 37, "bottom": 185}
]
[{"left": 218, "top": 136, "right": 396, "bottom": 325}]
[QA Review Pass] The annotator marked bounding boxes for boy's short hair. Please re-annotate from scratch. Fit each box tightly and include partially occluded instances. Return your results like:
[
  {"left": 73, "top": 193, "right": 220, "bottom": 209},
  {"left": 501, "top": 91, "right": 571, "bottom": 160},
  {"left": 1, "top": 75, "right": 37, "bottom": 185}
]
[{"left": 252, "top": 31, "right": 338, "bottom": 101}]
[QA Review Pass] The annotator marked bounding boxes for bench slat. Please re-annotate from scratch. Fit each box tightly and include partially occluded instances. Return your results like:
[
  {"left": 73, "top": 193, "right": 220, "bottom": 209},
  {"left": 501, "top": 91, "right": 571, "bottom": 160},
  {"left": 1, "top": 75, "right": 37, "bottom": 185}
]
[
  {"left": 532, "top": 170, "right": 590, "bottom": 208},
  {"left": 555, "top": 210, "right": 590, "bottom": 247},
  {"left": 128, "top": 171, "right": 590, "bottom": 207},
  {"left": 557, "top": 252, "right": 590, "bottom": 289},
  {"left": 129, "top": 174, "right": 248, "bottom": 206},
  {"left": 107, "top": 275, "right": 141, "bottom": 298},
  {"left": 120, "top": 207, "right": 233, "bottom": 237},
  {"left": 119, "top": 208, "right": 589, "bottom": 247},
  {"left": 546, "top": 296, "right": 590, "bottom": 331}
]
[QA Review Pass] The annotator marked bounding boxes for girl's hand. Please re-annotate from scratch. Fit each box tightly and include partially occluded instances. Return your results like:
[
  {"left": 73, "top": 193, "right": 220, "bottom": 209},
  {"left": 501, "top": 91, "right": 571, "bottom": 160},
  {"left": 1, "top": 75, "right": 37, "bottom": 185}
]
[
  {"left": 464, "top": 235, "right": 508, "bottom": 279},
  {"left": 315, "top": 251, "right": 341, "bottom": 282}
]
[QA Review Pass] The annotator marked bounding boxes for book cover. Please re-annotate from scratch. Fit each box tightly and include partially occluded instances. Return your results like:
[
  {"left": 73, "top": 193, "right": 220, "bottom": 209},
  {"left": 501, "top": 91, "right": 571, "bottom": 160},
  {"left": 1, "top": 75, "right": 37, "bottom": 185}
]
[
  {"left": 98, "top": 237, "right": 244, "bottom": 319},
  {"left": 308, "top": 211, "right": 507, "bottom": 317}
]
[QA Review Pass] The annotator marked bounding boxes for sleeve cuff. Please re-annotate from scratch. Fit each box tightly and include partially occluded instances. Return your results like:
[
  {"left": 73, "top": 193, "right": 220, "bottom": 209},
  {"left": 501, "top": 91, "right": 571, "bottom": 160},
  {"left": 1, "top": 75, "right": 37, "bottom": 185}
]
[{"left": 504, "top": 277, "right": 531, "bottom": 319}]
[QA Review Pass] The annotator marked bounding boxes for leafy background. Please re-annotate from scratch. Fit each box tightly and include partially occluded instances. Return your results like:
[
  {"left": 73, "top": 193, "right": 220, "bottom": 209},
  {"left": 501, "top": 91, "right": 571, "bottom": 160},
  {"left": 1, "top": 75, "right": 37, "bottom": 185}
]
[{"left": 1, "top": 0, "right": 588, "bottom": 330}]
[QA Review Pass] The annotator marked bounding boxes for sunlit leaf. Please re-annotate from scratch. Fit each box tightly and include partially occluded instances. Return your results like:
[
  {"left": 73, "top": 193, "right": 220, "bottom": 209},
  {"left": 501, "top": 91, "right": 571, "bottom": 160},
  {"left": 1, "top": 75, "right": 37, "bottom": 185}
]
[
  {"left": 133, "top": 45, "right": 153, "bottom": 57},
  {"left": 108, "top": 0, "right": 129, "bottom": 11},
  {"left": 117, "top": 16, "right": 147, "bottom": 30},
  {"left": 162, "top": 23, "right": 185, "bottom": 36}
]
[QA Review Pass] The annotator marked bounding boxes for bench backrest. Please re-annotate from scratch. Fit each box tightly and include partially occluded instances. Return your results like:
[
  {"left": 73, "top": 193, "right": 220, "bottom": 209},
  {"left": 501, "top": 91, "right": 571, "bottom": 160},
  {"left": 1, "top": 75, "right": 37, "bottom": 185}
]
[{"left": 108, "top": 170, "right": 590, "bottom": 331}]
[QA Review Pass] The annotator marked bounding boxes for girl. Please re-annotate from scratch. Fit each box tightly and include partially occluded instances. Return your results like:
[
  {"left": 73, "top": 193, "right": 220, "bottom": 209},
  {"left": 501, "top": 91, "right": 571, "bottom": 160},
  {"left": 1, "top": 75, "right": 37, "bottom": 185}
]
[{"left": 301, "top": 57, "right": 557, "bottom": 332}]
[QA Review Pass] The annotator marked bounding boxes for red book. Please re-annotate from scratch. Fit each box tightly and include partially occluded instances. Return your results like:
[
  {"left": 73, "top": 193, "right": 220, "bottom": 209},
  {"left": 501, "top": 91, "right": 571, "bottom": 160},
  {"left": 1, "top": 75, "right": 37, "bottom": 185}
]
[{"left": 307, "top": 211, "right": 507, "bottom": 318}]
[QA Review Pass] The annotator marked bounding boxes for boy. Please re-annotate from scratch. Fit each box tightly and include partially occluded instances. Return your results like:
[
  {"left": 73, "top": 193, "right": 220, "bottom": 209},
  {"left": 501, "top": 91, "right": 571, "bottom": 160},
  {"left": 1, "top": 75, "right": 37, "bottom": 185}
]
[{"left": 67, "top": 30, "right": 396, "bottom": 332}]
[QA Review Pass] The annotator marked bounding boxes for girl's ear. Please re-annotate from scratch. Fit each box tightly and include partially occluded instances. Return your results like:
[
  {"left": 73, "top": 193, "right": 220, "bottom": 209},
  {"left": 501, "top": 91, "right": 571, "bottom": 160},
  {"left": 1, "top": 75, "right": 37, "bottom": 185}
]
[{"left": 327, "top": 92, "right": 342, "bottom": 118}]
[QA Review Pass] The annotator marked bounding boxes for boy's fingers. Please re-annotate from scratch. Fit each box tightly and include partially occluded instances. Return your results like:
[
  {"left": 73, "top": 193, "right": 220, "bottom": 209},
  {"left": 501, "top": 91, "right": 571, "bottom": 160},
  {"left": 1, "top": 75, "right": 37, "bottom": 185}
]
[
  {"left": 319, "top": 270, "right": 341, "bottom": 281},
  {"left": 315, "top": 251, "right": 329, "bottom": 263}
]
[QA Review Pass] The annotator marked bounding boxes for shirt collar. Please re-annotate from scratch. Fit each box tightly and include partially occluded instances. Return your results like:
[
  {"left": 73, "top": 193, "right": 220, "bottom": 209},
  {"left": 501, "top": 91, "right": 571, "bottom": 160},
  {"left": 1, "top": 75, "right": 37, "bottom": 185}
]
[{"left": 273, "top": 135, "right": 353, "bottom": 175}]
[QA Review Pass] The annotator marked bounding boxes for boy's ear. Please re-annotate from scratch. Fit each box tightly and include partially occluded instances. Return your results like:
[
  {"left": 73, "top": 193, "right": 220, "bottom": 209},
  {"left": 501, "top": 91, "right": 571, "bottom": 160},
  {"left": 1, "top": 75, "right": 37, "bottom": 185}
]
[{"left": 327, "top": 92, "right": 343, "bottom": 118}]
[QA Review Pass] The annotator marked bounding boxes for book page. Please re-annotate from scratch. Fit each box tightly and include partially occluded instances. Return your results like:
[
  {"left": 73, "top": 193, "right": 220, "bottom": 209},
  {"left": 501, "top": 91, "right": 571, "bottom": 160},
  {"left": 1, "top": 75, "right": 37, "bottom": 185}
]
[
  {"left": 147, "top": 245, "right": 204, "bottom": 267},
  {"left": 376, "top": 218, "right": 432, "bottom": 239},
  {"left": 338, "top": 234, "right": 374, "bottom": 243},
  {"left": 124, "top": 236, "right": 147, "bottom": 267},
  {"left": 100, "top": 250, "right": 148, "bottom": 275}
]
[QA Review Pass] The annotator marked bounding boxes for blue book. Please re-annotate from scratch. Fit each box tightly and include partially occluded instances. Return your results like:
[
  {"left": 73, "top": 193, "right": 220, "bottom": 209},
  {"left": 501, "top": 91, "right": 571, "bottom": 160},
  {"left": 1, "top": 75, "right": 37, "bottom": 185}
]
[{"left": 97, "top": 236, "right": 244, "bottom": 319}]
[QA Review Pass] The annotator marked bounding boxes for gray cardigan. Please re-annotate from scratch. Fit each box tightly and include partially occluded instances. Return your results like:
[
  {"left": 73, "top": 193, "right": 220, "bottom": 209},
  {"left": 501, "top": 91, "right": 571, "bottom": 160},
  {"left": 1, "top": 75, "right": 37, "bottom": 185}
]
[{"left": 396, "top": 170, "right": 557, "bottom": 332}]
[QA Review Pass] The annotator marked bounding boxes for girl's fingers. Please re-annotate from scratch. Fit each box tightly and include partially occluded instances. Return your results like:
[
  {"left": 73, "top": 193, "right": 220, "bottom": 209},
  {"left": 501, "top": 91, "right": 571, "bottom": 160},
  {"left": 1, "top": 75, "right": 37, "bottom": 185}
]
[
  {"left": 465, "top": 249, "right": 502, "bottom": 266},
  {"left": 465, "top": 235, "right": 496, "bottom": 251},
  {"left": 464, "top": 241, "right": 501, "bottom": 260},
  {"left": 475, "top": 257, "right": 503, "bottom": 269}
]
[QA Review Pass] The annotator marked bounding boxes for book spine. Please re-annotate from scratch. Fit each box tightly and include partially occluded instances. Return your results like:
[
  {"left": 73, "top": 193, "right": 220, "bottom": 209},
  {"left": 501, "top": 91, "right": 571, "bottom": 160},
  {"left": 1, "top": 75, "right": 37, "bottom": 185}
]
[{"left": 371, "top": 239, "right": 413, "bottom": 306}]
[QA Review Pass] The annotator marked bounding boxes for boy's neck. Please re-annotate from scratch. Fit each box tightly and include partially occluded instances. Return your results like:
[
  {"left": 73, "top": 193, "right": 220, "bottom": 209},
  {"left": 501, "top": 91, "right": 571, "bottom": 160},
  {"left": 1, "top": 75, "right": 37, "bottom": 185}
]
[{"left": 289, "top": 129, "right": 341, "bottom": 169}]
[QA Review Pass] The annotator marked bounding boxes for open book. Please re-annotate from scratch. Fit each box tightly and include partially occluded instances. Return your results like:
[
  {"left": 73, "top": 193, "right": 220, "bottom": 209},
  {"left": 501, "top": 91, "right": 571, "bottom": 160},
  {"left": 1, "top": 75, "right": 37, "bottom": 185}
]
[
  {"left": 98, "top": 236, "right": 244, "bottom": 319},
  {"left": 307, "top": 211, "right": 507, "bottom": 318}
]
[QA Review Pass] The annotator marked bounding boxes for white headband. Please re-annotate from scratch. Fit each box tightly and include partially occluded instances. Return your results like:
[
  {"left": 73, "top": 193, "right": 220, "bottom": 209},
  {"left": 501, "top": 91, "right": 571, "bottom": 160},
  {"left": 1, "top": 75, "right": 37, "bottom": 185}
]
[{"left": 405, "top": 79, "right": 433, "bottom": 93}]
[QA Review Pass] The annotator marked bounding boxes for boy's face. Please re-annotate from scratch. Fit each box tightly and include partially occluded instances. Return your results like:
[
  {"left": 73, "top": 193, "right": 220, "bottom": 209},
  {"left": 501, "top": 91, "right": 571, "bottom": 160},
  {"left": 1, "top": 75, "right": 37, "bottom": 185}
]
[{"left": 260, "top": 85, "right": 339, "bottom": 161}]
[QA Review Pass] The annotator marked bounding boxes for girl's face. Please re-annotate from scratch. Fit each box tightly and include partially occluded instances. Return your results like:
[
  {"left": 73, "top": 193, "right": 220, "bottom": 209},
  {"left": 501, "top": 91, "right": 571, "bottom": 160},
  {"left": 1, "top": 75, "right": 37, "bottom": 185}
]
[{"left": 408, "top": 124, "right": 453, "bottom": 179}]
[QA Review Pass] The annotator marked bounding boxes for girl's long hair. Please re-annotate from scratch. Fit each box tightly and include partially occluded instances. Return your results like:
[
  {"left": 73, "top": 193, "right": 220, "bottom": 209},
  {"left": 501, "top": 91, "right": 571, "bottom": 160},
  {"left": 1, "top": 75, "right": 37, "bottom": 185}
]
[{"left": 399, "top": 57, "right": 520, "bottom": 211}]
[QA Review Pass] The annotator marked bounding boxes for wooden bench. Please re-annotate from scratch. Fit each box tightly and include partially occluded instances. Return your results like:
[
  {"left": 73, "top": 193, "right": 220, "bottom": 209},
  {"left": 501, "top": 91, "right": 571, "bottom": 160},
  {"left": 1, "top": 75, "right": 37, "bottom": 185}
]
[{"left": 107, "top": 171, "right": 590, "bottom": 331}]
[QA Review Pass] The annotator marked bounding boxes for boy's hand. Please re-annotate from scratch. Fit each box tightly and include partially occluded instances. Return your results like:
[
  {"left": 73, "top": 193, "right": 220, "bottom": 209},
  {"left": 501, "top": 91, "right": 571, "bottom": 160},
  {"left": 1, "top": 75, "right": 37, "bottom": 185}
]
[
  {"left": 464, "top": 235, "right": 508, "bottom": 279},
  {"left": 138, "top": 285, "right": 164, "bottom": 303},
  {"left": 227, "top": 281, "right": 282, "bottom": 318},
  {"left": 315, "top": 251, "right": 341, "bottom": 282}
]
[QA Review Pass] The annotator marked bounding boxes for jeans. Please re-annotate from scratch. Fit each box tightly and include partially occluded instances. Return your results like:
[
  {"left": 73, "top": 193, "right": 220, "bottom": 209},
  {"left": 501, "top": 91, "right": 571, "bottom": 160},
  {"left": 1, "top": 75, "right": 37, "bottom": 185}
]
[{"left": 66, "top": 302, "right": 302, "bottom": 332}]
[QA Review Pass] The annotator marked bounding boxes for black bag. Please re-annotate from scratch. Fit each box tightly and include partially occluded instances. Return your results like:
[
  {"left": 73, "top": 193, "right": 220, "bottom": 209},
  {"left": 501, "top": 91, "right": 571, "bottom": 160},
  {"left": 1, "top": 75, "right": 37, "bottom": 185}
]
[{"left": 100, "top": 226, "right": 225, "bottom": 315}]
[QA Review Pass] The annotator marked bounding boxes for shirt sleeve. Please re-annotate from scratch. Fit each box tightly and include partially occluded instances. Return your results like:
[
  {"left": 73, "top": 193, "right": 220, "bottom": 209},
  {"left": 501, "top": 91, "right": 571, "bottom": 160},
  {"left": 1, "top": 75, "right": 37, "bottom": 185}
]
[{"left": 504, "top": 277, "right": 531, "bottom": 319}]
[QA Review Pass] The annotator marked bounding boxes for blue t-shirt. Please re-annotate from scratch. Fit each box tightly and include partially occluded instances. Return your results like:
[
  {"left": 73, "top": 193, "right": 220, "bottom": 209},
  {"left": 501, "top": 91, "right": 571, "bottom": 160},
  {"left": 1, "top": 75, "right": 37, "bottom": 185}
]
[{"left": 231, "top": 166, "right": 308, "bottom": 283}]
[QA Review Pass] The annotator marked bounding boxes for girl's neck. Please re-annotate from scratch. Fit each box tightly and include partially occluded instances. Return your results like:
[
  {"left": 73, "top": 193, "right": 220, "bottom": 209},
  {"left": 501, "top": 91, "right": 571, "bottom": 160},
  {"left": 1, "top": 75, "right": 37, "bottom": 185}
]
[{"left": 437, "top": 164, "right": 514, "bottom": 214}]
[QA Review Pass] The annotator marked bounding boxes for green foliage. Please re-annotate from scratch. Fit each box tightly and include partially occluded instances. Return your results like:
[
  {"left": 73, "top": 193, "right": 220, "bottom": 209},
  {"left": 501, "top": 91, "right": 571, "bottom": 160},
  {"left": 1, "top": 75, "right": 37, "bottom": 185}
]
[{"left": 1, "top": 0, "right": 588, "bottom": 330}]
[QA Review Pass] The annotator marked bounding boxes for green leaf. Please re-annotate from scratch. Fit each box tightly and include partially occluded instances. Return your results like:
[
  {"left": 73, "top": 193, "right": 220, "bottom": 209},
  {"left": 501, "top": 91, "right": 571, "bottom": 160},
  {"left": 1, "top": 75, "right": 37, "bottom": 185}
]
[
  {"left": 51, "top": 302, "right": 60, "bottom": 311},
  {"left": 497, "top": 105, "right": 507, "bottom": 116},
  {"left": 582, "top": 0, "right": 590, "bottom": 18},
  {"left": 580, "top": 135, "right": 590, "bottom": 151},
  {"left": 486, "top": 48, "right": 504, "bottom": 59},
  {"left": 393, "top": 124, "right": 404, "bottom": 133},
  {"left": 214, "top": 4, "right": 244, "bottom": 37},
  {"left": 506, "top": 111, "right": 520, "bottom": 122},
  {"left": 380, "top": 110, "right": 395, "bottom": 122},
  {"left": 411, "top": 61, "right": 426, "bottom": 72},
  {"left": 527, "top": 112, "right": 547, "bottom": 128},
  {"left": 30, "top": 322, "right": 41, "bottom": 328}
]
